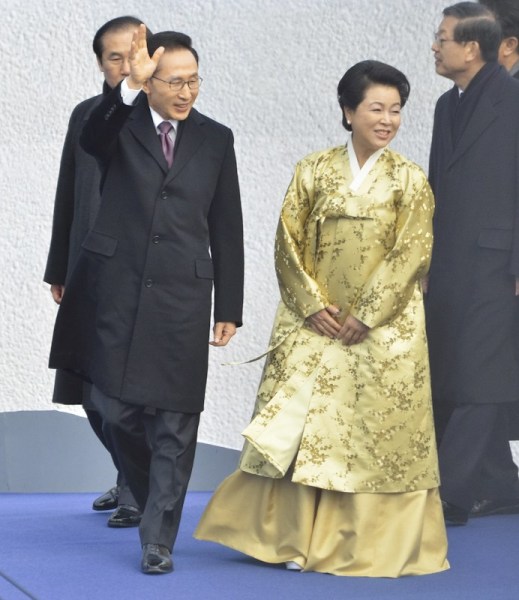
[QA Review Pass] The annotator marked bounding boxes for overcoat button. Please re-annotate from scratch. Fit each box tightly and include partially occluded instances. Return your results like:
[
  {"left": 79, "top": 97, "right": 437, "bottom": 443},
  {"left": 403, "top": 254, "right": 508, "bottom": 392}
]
[
  {"left": 145, "top": 279, "right": 153, "bottom": 288},
  {"left": 161, "top": 191, "right": 168, "bottom": 200},
  {"left": 152, "top": 235, "right": 160, "bottom": 244}
]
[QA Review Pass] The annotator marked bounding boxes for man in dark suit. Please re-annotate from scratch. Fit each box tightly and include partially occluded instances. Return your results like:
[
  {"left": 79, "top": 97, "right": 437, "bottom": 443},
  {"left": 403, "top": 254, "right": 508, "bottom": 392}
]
[
  {"left": 49, "top": 26, "right": 244, "bottom": 574},
  {"left": 468, "top": 0, "right": 519, "bottom": 519},
  {"left": 426, "top": 1, "right": 519, "bottom": 526},
  {"left": 44, "top": 16, "right": 146, "bottom": 526},
  {"left": 480, "top": 0, "right": 519, "bottom": 78}
]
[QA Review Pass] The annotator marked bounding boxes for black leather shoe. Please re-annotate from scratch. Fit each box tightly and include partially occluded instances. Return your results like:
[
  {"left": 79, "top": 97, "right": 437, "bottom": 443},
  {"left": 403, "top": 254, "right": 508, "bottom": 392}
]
[
  {"left": 107, "top": 505, "right": 142, "bottom": 528},
  {"left": 92, "top": 486, "right": 119, "bottom": 511},
  {"left": 470, "top": 498, "right": 519, "bottom": 518},
  {"left": 141, "top": 544, "right": 173, "bottom": 574},
  {"left": 442, "top": 500, "right": 468, "bottom": 525}
]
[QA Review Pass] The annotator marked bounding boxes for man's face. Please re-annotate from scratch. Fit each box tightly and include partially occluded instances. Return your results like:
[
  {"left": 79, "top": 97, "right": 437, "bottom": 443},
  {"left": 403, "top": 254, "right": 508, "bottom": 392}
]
[
  {"left": 143, "top": 49, "right": 199, "bottom": 121},
  {"left": 97, "top": 27, "right": 137, "bottom": 89},
  {"left": 432, "top": 16, "right": 469, "bottom": 80}
]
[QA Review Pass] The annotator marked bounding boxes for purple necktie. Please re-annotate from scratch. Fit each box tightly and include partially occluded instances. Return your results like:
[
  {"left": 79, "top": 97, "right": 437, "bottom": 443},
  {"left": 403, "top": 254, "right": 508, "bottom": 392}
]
[{"left": 158, "top": 121, "right": 174, "bottom": 168}]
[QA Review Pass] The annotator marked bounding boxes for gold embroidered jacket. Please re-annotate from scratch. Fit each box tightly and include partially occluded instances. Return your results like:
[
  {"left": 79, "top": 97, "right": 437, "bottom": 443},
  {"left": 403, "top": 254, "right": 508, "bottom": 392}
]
[{"left": 240, "top": 145, "right": 439, "bottom": 493}]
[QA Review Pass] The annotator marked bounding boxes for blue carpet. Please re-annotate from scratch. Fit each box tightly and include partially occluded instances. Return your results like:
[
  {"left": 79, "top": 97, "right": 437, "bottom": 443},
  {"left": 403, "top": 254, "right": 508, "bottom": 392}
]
[{"left": 0, "top": 492, "right": 518, "bottom": 599}]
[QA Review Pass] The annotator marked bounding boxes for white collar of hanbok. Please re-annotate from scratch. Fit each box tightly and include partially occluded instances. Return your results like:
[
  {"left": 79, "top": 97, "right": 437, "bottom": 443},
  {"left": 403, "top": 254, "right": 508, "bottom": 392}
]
[{"left": 347, "top": 134, "right": 386, "bottom": 192}]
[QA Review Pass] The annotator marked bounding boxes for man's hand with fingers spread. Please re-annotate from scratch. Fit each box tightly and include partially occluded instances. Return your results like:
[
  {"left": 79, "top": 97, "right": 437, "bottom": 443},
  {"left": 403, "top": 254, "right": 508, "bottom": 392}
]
[{"left": 126, "top": 23, "right": 164, "bottom": 89}]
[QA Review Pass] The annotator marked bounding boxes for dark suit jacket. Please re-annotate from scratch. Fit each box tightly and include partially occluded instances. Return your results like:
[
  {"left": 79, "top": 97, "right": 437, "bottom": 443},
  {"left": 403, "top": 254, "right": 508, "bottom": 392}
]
[
  {"left": 426, "top": 64, "right": 519, "bottom": 408},
  {"left": 49, "top": 83, "right": 244, "bottom": 413}
]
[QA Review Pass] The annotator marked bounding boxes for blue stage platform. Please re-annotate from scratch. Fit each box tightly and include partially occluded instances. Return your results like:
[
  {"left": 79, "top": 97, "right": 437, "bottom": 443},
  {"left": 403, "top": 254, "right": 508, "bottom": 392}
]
[{"left": 1, "top": 492, "right": 518, "bottom": 599}]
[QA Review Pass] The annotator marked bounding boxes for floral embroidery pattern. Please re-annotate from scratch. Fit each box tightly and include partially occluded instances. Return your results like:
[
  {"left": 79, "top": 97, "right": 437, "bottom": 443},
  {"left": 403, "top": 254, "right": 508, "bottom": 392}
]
[{"left": 240, "top": 146, "right": 438, "bottom": 493}]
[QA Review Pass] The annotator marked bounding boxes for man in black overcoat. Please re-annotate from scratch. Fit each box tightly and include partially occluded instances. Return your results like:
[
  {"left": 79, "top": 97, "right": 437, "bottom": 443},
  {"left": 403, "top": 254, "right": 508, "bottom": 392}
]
[
  {"left": 474, "top": 0, "right": 519, "bottom": 517},
  {"left": 426, "top": 1, "right": 519, "bottom": 525},
  {"left": 44, "top": 16, "right": 145, "bottom": 525},
  {"left": 49, "top": 26, "right": 244, "bottom": 573}
]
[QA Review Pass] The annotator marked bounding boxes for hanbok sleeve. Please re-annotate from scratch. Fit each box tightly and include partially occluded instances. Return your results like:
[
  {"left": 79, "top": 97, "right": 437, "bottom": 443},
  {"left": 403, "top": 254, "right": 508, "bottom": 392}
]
[
  {"left": 350, "top": 169, "right": 434, "bottom": 328},
  {"left": 274, "top": 160, "right": 329, "bottom": 318}
]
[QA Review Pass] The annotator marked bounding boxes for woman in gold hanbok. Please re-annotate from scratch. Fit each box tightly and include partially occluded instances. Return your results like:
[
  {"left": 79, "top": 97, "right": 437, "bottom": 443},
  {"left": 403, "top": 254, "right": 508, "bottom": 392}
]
[{"left": 195, "top": 61, "right": 449, "bottom": 577}]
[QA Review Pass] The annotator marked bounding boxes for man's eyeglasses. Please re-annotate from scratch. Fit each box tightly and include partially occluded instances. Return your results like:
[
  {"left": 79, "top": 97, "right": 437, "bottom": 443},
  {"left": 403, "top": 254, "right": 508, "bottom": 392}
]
[{"left": 151, "top": 75, "right": 203, "bottom": 91}]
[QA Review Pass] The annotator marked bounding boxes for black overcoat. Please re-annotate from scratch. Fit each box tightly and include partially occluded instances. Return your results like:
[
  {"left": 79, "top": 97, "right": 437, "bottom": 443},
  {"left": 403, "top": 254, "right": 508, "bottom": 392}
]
[
  {"left": 44, "top": 92, "right": 105, "bottom": 406},
  {"left": 49, "top": 84, "right": 244, "bottom": 413},
  {"left": 426, "top": 65, "right": 519, "bottom": 412},
  {"left": 44, "top": 92, "right": 106, "bottom": 287}
]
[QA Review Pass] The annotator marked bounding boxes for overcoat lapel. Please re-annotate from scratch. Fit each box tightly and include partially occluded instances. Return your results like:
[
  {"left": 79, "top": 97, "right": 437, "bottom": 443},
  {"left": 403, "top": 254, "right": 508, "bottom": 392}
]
[
  {"left": 447, "top": 96, "right": 497, "bottom": 168},
  {"left": 125, "top": 100, "right": 207, "bottom": 181},
  {"left": 164, "top": 110, "right": 207, "bottom": 186},
  {"left": 127, "top": 98, "right": 169, "bottom": 173},
  {"left": 447, "top": 73, "right": 504, "bottom": 169}
]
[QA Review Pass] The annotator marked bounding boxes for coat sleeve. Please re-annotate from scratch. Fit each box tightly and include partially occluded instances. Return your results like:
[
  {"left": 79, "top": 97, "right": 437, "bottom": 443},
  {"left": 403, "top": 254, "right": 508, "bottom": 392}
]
[
  {"left": 43, "top": 105, "right": 81, "bottom": 284},
  {"left": 429, "top": 96, "right": 445, "bottom": 194},
  {"left": 208, "top": 130, "right": 244, "bottom": 326},
  {"left": 428, "top": 101, "right": 441, "bottom": 195},
  {"left": 80, "top": 82, "right": 135, "bottom": 164},
  {"left": 350, "top": 170, "right": 434, "bottom": 329},
  {"left": 274, "top": 160, "right": 329, "bottom": 318}
]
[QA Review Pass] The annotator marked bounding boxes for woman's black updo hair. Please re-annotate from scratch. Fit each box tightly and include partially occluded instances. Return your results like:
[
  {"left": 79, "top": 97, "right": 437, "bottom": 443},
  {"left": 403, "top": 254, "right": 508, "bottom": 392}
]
[{"left": 337, "top": 60, "right": 410, "bottom": 131}]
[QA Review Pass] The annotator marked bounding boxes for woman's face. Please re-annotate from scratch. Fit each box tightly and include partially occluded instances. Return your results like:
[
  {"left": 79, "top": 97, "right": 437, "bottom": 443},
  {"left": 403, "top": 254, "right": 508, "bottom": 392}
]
[{"left": 344, "top": 84, "right": 402, "bottom": 155}]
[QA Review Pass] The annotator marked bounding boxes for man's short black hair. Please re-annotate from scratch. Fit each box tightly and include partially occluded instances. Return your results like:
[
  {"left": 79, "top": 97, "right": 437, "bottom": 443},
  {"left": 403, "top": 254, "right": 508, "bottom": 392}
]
[
  {"left": 480, "top": 0, "right": 519, "bottom": 52},
  {"left": 147, "top": 31, "right": 199, "bottom": 64},
  {"left": 93, "top": 16, "right": 149, "bottom": 60},
  {"left": 444, "top": 2, "right": 502, "bottom": 62}
]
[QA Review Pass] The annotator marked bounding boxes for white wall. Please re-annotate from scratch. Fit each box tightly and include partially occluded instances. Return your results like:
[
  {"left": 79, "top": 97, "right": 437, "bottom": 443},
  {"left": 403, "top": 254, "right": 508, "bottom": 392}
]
[{"left": 0, "top": 0, "right": 456, "bottom": 452}]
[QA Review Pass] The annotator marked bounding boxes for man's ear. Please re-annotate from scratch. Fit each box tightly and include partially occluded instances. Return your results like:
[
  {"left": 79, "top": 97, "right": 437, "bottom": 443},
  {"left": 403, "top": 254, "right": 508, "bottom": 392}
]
[
  {"left": 465, "top": 40, "right": 482, "bottom": 63},
  {"left": 503, "top": 36, "right": 519, "bottom": 58}
]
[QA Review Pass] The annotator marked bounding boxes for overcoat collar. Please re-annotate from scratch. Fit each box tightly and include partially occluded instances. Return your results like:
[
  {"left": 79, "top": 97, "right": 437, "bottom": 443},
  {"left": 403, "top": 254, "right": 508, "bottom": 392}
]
[
  {"left": 447, "top": 63, "right": 505, "bottom": 169},
  {"left": 126, "top": 95, "right": 207, "bottom": 183}
]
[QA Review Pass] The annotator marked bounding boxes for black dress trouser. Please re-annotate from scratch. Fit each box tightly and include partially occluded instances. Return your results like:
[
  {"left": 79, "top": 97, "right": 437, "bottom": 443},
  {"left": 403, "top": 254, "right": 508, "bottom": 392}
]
[
  {"left": 436, "top": 403, "right": 519, "bottom": 511},
  {"left": 90, "top": 386, "right": 200, "bottom": 550},
  {"left": 53, "top": 369, "right": 138, "bottom": 507}
]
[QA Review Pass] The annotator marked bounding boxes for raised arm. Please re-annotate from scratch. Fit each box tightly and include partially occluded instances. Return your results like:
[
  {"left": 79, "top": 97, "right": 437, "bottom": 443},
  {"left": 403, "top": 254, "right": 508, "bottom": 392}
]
[{"left": 80, "top": 24, "right": 164, "bottom": 162}]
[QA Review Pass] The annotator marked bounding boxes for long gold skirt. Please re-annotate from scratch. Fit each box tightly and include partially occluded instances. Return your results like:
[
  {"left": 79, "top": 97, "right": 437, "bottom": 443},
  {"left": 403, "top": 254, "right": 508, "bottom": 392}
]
[{"left": 195, "top": 470, "right": 449, "bottom": 577}]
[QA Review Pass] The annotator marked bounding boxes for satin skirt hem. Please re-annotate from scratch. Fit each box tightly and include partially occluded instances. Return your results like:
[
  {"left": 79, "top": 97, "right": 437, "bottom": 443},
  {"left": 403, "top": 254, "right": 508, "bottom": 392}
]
[{"left": 195, "top": 470, "right": 449, "bottom": 578}]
